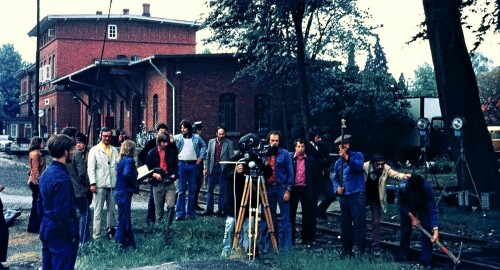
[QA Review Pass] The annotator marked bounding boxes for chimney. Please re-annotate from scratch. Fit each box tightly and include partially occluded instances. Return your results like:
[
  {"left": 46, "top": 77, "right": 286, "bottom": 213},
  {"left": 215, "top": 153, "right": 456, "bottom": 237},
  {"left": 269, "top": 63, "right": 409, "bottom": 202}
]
[
  {"left": 142, "top": 3, "right": 150, "bottom": 17},
  {"left": 123, "top": 8, "right": 129, "bottom": 15},
  {"left": 96, "top": 11, "right": 103, "bottom": 15}
]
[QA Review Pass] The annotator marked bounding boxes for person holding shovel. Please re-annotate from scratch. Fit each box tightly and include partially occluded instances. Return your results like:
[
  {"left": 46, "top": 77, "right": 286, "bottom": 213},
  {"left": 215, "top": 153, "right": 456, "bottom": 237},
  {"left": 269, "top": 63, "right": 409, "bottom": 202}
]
[{"left": 397, "top": 174, "right": 439, "bottom": 269}]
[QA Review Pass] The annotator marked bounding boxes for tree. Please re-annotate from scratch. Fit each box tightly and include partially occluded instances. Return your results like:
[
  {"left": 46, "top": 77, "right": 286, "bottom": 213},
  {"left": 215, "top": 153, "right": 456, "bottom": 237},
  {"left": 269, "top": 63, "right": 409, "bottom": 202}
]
[
  {"left": 311, "top": 39, "right": 413, "bottom": 159},
  {"left": 478, "top": 66, "right": 500, "bottom": 125},
  {"left": 0, "top": 44, "right": 26, "bottom": 118},
  {"left": 422, "top": 0, "right": 500, "bottom": 196},
  {"left": 470, "top": 52, "right": 493, "bottom": 76},
  {"left": 409, "top": 62, "right": 438, "bottom": 97},
  {"left": 203, "top": 0, "right": 372, "bottom": 135},
  {"left": 396, "top": 73, "right": 409, "bottom": 98}
]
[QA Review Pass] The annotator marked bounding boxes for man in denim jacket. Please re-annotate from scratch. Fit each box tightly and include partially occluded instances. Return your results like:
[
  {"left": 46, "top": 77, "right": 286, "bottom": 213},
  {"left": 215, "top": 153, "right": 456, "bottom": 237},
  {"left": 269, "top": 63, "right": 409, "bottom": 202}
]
[
  {"left": 173, "top": 119, "right": 206, "bottom": 220},
  {"left": 259, "top": 131, "right": 294, "bottom": 252},
  {"left": 332, "top": 134, "right": 366, "bottom": 258}
]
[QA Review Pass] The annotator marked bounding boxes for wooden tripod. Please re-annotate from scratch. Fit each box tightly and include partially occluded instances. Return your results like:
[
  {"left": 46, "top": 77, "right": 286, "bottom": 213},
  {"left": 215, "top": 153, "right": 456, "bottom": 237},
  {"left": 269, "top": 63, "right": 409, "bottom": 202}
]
[{"left": 232, "top": 174, "right": 278, "bottom": 260}]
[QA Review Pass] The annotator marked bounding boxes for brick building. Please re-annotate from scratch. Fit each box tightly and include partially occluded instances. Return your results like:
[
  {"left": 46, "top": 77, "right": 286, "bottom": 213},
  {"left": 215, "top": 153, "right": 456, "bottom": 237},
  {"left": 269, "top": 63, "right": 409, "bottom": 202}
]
[{"left": 15, "top": 4, "right": 273, "bottom": 145}]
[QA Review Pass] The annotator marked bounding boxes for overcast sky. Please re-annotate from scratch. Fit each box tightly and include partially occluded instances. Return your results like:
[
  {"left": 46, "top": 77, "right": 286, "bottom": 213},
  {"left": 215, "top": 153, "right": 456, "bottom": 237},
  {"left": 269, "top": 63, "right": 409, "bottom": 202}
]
[{"left": 1, "top": 0, "right": 498, "bottom": 81}]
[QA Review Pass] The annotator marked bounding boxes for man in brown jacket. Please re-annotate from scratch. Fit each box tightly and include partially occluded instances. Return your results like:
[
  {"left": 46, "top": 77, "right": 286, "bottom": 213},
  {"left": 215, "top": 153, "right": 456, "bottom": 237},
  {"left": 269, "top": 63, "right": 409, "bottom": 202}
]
[{"left": 363, "top": 154, "right": 410, "bottom": 255}]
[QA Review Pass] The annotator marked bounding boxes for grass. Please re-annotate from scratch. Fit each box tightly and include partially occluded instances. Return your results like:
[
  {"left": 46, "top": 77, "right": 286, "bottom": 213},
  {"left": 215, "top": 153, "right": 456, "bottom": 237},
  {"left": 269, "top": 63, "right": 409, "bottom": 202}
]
[
  {"left": 75, "top": 209, "right": 402, "bottom": 270},
  {"left": 7, "top": 198, "right": 500, "bottom": 269}
]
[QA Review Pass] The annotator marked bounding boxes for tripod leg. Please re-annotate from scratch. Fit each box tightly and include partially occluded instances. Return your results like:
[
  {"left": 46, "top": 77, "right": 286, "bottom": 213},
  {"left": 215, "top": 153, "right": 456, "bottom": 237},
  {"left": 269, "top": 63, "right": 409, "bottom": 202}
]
[
  {"left": 233, "top": 177, "right": 250, "bottom": 249},
  {"left": 251, "top": 180, "right": 260, "bottom": 260},
  {"left": 463, "top": 158, "right": 487, "bottom": 217},
  {"left": 259, "top": 181, "right": 279, "bottom": 253}
]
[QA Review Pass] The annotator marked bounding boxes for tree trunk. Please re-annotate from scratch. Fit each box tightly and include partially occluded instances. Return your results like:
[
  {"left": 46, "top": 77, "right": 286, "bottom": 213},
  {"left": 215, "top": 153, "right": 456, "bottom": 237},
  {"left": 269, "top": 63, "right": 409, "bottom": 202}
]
[
  {"left": 423, "top": 0, "right": 500, "bottom": 198},
  {"left": 291, "top": 9, "right": 311, "bottom": 136}
]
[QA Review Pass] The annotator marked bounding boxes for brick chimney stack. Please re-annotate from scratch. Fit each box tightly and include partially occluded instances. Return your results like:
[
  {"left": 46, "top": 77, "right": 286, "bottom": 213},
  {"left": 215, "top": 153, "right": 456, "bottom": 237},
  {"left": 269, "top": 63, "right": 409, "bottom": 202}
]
[
  {"left": 123, "top": 9, "right": 129, "bottom": 15},
  {"left": 142, "top": 3, "right": 150, "bottom": 17},
  {"left": 96, "top": 11, "right": 103, "bottom": 15}
]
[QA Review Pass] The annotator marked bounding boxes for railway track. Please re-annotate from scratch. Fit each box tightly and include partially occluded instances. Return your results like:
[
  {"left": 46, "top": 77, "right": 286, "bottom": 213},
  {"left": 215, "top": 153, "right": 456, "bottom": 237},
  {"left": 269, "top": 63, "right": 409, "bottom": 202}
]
[{"left": 140, "top": 187, "right": 500, "bottom": 269}]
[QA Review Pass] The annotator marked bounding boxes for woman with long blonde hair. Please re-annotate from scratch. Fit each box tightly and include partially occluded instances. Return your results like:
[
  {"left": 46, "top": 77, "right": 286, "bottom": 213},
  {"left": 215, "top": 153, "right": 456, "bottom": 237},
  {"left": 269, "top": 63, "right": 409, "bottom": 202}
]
[
  {"left": 114, "top": 140, "right": 139, "bottom": 249},
  {"left": 27, "top": 136, "right": 46, "bottom": 233}
]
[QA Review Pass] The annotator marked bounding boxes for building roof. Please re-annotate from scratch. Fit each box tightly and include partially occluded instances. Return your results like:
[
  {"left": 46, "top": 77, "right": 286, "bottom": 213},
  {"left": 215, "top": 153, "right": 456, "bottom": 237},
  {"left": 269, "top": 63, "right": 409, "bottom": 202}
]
[{"left": 28, "top": 14, "right": 202, "bottom": 36}]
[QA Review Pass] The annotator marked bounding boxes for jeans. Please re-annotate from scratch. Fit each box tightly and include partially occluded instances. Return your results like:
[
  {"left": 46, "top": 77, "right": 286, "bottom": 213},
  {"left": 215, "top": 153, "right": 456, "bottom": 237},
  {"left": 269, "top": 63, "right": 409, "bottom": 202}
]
[
  {"left": 75, "top": 197, "right": 91, "bottom": 243},
  {"left": 259, "top": 185, "right": 291, "bottom": 252},
  {"left": 206, "top": 165, "right": 226, "bottom": 212},
  {"left": 400, "top": 209, "right": 433, "bottom": 261},
  {"left": 175, "top": 162, "right": 198, "bottom": 218},
  {"left": 114, "top": 191, "right": 135, "bottom": 249},
  {"left": 339, "top": 191, "right": 366, "bottom": 253}
]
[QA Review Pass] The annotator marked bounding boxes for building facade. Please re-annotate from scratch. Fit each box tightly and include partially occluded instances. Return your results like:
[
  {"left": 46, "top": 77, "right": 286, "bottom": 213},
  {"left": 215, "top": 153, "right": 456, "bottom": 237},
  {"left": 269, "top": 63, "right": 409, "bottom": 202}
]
[{"left": 15, "top": 4, "right": 273, "bottom": 146}]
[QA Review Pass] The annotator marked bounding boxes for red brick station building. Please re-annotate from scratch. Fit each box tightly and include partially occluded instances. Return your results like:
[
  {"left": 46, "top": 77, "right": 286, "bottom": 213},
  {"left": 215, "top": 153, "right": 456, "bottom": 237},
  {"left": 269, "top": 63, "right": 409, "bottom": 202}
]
[{"left": 13, "top": 4, "right": 272, "bottom": 145}]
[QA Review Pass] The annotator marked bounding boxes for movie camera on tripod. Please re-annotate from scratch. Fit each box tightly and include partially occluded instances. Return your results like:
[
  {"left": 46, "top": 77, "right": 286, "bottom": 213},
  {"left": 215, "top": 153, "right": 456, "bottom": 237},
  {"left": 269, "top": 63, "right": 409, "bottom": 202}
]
[{"left": 237, "top": 133, "right": 278, "bottom": 178}]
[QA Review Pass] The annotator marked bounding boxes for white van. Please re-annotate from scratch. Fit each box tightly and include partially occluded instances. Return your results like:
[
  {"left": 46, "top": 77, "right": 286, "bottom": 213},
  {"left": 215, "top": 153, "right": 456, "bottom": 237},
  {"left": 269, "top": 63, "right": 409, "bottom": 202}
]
[
  {"left": 0, "top": 135, "right": 13, "bottom": 152},
  {"left": 487, "top": 126, "right": 500, "bottom": 152}
]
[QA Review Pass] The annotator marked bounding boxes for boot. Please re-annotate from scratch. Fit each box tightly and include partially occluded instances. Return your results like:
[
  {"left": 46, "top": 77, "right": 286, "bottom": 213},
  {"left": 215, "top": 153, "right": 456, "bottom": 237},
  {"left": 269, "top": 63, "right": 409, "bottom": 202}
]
[
  {"left": 166, "top": 207, "right": 175, "bottom": 228},
  {"left": 164, "top": 207, "right": 175, "bottom": 243}
]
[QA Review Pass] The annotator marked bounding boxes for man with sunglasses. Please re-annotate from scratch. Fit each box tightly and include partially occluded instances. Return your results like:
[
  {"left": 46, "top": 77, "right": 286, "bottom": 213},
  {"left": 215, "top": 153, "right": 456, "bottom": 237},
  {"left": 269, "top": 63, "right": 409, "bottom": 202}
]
[{"left": 363, "top": 154, "right": 410, "bottom": 256}]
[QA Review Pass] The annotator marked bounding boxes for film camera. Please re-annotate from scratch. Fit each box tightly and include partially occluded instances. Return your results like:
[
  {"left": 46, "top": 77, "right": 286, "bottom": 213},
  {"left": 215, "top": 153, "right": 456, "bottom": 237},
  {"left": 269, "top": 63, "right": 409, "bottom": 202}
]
[{"left": 238, "top": 133, "right": 277, "bottom": 178}]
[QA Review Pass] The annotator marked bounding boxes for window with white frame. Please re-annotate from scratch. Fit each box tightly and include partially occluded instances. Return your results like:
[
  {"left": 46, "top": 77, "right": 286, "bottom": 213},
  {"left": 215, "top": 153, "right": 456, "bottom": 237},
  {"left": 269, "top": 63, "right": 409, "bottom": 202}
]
[
  {"left": 10, "top": 124, "right": 18, "bottom": 138},
  {"left": 108, "top": 25, "right": 117, "bottom": 39}
]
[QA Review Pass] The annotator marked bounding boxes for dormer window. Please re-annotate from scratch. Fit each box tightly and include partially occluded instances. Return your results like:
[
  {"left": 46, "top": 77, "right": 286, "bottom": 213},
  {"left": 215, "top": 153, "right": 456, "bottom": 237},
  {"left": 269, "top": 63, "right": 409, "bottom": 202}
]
[{"left": 108, "top": 25, "right": 117, "bottom": 39}]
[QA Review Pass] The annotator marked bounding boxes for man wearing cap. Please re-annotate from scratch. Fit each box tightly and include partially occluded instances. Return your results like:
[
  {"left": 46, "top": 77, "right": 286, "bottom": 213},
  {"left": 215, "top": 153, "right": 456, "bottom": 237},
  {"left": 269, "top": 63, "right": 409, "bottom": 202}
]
[
  {"left": 331, "top": 134, "right": 366, "bottom": 258},
  {"left": 363, "top": 154, "right": 410, "bottom": 255},
  {"left": 397, "top": 174, "right": 439, "bottom": 268},
  {"left": 174, "top": 119, "right": 206, "bottom": 220},
  {"left": 70, "top": 132, "right": 91, "bottom": 243}
]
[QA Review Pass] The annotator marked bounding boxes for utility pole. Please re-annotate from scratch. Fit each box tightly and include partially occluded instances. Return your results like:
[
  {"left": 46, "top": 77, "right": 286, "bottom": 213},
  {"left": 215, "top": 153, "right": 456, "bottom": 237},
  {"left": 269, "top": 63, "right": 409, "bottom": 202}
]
[{"left": 34, "top": 0, "right": 40, "bottom": 136}]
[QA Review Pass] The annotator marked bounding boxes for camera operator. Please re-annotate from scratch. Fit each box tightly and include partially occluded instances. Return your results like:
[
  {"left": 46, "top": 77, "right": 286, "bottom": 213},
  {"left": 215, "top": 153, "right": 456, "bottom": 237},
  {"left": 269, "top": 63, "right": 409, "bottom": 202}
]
[
  {"left": 220, "top": 152, "right": 272, "bottom": 258},
  {"left": 259, "top": 131, "right": 294, "bottom": 253}
]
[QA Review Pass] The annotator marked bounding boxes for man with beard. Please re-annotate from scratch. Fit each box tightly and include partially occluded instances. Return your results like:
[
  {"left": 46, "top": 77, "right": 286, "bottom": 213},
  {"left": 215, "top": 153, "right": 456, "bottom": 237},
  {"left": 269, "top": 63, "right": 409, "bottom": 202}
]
[
  {"left": 363, "top": 154, "right": 410, "bottom": 255},
  {"left": 332, "top": 134, "right": 365, "bottom": 258},
  {"left": 173, "top": 119, "right": 206, "bottom": 220}
]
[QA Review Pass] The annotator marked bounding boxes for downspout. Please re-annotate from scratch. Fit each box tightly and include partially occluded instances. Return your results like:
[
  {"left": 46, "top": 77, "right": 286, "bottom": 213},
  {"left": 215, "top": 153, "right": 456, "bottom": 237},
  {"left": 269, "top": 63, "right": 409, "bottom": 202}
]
[{"left": 148, "top": 58, "right": 176, "bottom": 134}]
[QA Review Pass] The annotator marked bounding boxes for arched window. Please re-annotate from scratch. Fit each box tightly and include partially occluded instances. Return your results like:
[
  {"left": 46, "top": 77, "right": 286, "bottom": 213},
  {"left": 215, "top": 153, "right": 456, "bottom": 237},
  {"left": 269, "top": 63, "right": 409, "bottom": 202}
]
[
  {"left": 219, "top": 93, "right": 236, "bottom": 131},
  {"left": 153, "top": 95, "right": 158, "bottom": 126},
  {"left": 255, "top": 94, "right": 271, "bottom": 132}
]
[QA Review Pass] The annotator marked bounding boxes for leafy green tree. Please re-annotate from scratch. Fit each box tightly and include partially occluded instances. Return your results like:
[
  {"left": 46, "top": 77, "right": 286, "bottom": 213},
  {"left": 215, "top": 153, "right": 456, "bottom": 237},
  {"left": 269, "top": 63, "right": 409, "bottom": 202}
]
[
  {"left": 409, "top": 63, "right": 438, "bottom": 97},
  {"left": 396, "top": 73, "right": 409, "bottom": 98},
  {"left": 311, "top": 38, "right": 412, "bottom": 159},
  {"left": 0, "top": 44, "right": 26, "bottom": 118},
  {"left": 478, "top": 66, "right": 500, "bottom": 125},
  {"left": 422, "top": 0, "right": 499, "bottom": 196},
  {"left": 470, "top": 52, "right": 493, "bottom": 76},
  {"left": 203, "top": 0, "right": 372, "bottom": 134}
]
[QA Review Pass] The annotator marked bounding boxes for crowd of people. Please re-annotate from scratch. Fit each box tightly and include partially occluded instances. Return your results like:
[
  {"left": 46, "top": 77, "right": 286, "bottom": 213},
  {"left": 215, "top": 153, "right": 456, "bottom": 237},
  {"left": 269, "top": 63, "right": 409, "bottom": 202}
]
[{"left": 0, "top": 121, "right": 441, "bottom": 269}]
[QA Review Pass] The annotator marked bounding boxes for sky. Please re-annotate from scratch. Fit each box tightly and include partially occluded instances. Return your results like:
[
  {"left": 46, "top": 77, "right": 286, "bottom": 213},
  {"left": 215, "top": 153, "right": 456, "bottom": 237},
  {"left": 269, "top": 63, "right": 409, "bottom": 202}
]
[{"left": 1, "top": 0, "right": 498, "bottom": 81}]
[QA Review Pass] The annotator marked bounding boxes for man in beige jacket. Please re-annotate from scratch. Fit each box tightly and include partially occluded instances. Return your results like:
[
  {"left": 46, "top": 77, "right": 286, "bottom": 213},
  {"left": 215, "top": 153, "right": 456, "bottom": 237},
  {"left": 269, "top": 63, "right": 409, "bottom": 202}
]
[
  {"left": 364, "top": 154, "right": 410, "bottom": 255},
  {"left": 88, "top": 127, "right": 119, "bottom": 240}
]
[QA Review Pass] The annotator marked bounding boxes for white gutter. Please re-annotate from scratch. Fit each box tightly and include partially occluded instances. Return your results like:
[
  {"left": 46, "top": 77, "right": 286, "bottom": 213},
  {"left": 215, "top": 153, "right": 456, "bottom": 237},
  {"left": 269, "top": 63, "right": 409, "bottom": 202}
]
[{"left": 148, "top": 57, "right": 176, "bottom": 135}]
